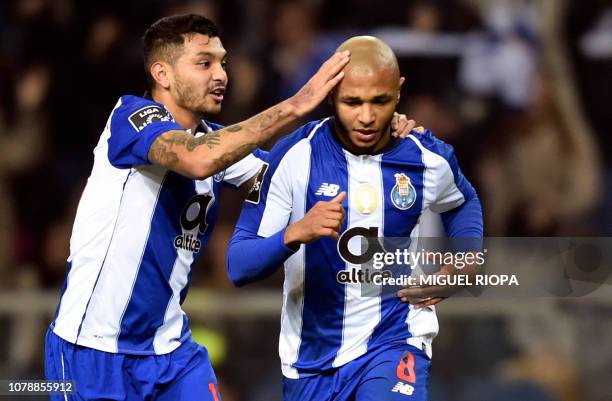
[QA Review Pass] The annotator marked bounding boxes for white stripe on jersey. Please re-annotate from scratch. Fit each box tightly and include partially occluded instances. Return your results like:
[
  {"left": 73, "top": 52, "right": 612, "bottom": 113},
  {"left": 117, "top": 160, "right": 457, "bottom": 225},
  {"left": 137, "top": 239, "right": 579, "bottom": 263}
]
[
  {"left": 53, "top": 100, "right": 135, "bottom": 346},
  {"left": 78, "top": 165, "right": 167, "bottom": 352},
  {"left": 279, "top": 119, "right": 329, "bottom": 378},
  {"left": 405, "top": 219, "right": 437, "bottom": 359},
  {"left": 409, "top": 135, "right": 465, "bottom": 213},
  {"left": 256, "top": 138, "right": 313, "bottom": 379},
  {"left": 332, "top": 152, "right": 384, "bottom": 367}
]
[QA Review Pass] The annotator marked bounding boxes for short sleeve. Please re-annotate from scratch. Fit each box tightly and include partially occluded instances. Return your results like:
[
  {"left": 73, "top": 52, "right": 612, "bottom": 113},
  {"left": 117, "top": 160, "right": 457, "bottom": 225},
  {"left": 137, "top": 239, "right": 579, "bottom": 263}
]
[
  {"left": 222, "top": 153, "right": 265, "bottom": 188},
  {"left": 108, "top": 96, "right": 183, "bottom": 168},
  {"left": 415, "top": 130, "right": 478, "bottom": 214}
]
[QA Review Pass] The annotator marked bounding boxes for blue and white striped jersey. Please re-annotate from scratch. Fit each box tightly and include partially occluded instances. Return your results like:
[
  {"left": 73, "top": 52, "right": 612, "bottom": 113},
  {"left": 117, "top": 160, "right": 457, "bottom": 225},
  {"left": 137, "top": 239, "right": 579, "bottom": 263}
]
[
  {"left": 229, "top": 118, "right": 482, "bottom": 378},
  {"left": 52, "top": 95, "right": 263, "bottom": 355}
]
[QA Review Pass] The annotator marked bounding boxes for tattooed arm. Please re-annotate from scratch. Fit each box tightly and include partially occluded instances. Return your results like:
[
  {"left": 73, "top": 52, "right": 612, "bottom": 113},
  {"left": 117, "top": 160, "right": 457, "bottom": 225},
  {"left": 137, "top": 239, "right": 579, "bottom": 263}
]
[{"left": 148, "top": 50, "right": 350, "bottom": 179}]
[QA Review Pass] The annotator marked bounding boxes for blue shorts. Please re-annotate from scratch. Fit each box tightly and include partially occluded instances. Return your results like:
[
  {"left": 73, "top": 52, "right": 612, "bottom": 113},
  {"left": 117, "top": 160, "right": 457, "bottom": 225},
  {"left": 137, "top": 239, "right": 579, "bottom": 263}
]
[
  {"left": 44, "top": 328, "right": 222, "bottom": 401},
  {"left": 283, "top": 343, "right": 430, "bottom": 401}
]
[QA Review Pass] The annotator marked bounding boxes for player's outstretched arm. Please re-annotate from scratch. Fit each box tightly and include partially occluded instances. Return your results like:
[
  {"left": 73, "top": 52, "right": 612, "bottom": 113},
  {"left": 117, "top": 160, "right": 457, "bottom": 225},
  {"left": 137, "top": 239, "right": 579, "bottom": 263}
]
[{"left": 148, "top": 51, "right": 350, "bottom": 179}]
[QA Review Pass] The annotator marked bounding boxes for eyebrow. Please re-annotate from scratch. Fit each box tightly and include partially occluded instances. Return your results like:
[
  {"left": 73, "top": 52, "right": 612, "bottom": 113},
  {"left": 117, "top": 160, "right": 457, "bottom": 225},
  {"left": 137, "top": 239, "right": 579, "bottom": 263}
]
[
  {"left": 193, "top": 51, "right": 227, "bottom": 58},
  {"left": 372, "top": 94, "right": 393, "bottom": 101},
  {"left": 340, "top": 94, "right": 393, "bottom": 102},
  {"left": 340, "top": 96, "right": 362, "bottom": 101}
]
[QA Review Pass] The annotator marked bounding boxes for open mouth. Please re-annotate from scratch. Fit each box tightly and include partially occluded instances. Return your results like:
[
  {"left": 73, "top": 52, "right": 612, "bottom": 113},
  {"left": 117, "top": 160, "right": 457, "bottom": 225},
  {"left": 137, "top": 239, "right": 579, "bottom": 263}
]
[{"left": 209, "top": 87, "right": 226, "bottom": 102}]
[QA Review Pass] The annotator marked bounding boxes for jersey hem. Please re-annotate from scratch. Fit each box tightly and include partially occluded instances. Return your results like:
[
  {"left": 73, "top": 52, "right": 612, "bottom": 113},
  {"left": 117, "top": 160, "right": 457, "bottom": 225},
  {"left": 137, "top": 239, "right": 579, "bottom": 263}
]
[{"left": 51, "top": 323, "right": 192, "bottom": 356}]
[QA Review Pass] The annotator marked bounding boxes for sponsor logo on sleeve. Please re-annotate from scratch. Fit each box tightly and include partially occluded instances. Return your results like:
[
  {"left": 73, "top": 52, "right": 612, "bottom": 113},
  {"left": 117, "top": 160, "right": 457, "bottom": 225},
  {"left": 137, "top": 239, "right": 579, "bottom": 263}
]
[
  {"left": 128, "top": 105, "right": 173, "bottom": 132},
  {"left": 245, "top": 162, "right": 269, "bottom": 204}
]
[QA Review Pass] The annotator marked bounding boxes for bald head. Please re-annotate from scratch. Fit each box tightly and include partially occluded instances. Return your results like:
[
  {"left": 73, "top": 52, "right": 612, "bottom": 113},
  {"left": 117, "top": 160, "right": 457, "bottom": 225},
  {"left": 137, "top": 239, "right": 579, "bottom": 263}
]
[
  {"left": 336, "top": 36, "right": 400, "bottom": 80},
  {"left": 330, "top": 36, "right": 404, "bottom": 155}
]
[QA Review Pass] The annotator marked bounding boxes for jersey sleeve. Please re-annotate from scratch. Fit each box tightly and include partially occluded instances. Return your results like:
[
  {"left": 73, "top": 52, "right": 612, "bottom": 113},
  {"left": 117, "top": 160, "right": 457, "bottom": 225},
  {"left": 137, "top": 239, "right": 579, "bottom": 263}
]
[
  {"left": 416, "top": 130, "right": 483, "bottom": 240},
  {"left": 108, "top": 96, "right": 182, "bottom": 168},
  {"left": 417, "top": 130, "right": 478, "bottom": 213},
  {"left": 222, "top": 153, "right": 265, "bottom": 188}
]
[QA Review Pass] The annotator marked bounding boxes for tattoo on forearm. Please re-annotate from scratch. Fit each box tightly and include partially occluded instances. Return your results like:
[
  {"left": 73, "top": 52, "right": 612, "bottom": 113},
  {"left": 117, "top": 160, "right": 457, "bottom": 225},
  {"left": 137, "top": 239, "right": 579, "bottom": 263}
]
[
  {"left": 255, "top": 109, "right": 283, "bottom": 130},
  {"left": 212, "top": 143, "right": 256, "bottom": 170},
  {"left": 189, "top": 132, "right": 220, "bottom": 150},
  {"left": 150, "top": 106, "right": 286, "bottom": 168},
  {"left": 226, "top": 124, "right": 242, "bottom": 132}
]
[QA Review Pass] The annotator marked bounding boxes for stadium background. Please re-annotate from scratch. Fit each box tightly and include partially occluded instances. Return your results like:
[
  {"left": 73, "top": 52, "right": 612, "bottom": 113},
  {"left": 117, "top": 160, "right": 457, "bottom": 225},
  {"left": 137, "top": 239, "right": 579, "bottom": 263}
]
[{"left": 1, "top": 0, "right": 612, "bottom": 400}]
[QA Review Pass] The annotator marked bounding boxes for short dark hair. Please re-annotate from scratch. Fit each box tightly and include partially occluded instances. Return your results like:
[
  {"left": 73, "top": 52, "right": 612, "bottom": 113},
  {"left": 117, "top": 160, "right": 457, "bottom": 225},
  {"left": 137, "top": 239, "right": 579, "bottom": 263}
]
[{"left": 142, "top": 14, "right": 219, "bottom": 89}]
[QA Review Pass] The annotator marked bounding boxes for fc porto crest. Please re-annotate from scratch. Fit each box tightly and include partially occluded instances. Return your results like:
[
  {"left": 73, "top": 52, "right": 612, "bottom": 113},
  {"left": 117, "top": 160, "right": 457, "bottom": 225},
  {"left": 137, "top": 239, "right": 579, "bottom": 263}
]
[
  {"left": 390, "top": 173, "right": 416, "bottom": 210},
  {"left": 213, "top": 170, "right": 226, "bottom": 182}
]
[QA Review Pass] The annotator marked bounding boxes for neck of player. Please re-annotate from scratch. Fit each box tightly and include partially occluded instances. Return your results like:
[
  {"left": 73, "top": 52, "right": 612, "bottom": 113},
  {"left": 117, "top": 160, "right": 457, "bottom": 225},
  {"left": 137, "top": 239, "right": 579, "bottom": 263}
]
[{"left": 152, "top": 89, "right": 202, "bottom": 134}]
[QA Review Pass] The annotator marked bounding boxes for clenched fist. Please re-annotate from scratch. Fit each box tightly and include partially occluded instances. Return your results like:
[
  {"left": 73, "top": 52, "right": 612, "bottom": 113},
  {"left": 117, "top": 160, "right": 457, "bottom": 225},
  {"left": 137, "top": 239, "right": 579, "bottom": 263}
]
[{"left": 284, "top": 192, "right": 346, "bottom": 249}]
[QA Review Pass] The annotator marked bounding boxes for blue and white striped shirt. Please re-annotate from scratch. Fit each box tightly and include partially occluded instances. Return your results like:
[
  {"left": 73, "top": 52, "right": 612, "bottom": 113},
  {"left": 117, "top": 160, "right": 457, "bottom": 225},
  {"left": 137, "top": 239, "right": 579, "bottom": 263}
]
[
  {"left": 228, "top": 118, "right": 482, "bottom": 378},
  {"left": 53, "top": 95, "right": 263, "bottom": 355}
]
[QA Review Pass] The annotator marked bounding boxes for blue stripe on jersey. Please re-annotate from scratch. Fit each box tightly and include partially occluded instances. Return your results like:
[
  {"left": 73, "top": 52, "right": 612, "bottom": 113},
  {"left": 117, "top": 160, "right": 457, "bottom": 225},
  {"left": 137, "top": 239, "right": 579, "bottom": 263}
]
[
  {"left": 295, "top": 129, "right": 349, "bottom": 371},
  {"left": 117, "top": 172, "right": 196, "bottom": 352},
  {"left": 368, "top": 142, "right": 426, "bottom": 349}
]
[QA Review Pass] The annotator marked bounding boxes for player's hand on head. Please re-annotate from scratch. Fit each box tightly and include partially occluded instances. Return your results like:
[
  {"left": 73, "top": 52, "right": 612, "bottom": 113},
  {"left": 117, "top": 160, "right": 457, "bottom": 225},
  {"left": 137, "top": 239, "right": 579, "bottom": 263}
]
[
  {"left": 391, "top": 113, "right": 425, "bottom": 138},
  {"left": 289, "top": 51, "right": 350, "bottom": 117},
  {"left": 284, "top": 192, "right": 346, "bottom": 247}
]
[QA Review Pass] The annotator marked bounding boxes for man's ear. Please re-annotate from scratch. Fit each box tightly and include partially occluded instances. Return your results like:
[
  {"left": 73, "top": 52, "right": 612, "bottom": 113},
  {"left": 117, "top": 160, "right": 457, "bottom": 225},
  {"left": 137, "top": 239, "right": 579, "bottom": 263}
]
[
  {"left": 150, "top": 61, "right": 171, "bottom": 89},
  {"left": 397, "top": 77, "right": 405, "bottom": 104}
]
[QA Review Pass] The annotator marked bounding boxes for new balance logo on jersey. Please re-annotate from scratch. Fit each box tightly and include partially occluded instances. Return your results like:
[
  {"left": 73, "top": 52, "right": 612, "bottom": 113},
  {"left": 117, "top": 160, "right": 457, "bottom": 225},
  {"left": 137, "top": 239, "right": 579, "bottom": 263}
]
[
  {"left": 391, "top": 382, "right": 415, "bottom": 396},
  {"left": 315, "top": 183, "right": 340, "bottom": 196}
]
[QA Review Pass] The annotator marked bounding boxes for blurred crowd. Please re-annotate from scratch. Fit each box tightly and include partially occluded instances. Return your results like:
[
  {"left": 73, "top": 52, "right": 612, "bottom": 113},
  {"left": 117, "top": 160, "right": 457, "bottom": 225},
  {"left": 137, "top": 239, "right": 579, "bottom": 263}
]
[{"left": 1, "top": 0, "right": 612, "bottom": 400}]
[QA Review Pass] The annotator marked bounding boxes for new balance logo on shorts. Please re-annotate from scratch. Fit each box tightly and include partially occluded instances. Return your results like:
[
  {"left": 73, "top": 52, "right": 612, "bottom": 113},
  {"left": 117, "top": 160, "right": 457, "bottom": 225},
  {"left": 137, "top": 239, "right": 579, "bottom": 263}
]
[
  {"left": 391, "top": 381, "right": 415, "bottom": 396},
  {"left": 315, "top": 183, "right": 340, "bottom": 196}
]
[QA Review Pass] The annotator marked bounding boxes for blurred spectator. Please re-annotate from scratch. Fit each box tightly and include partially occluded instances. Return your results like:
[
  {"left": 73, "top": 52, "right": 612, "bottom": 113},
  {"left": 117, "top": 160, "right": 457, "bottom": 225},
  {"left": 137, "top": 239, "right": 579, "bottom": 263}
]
[
  {"left": 460, "top": 0, "right": 539, "bottom": 110},
  {"left": 0, "top": 64, "right": 48, "bottom": 285},
  {"left": 0, "top": 63, "right": 49, "bottom": 376},
  {"left": 478, "top": 69, "right": 600, "bottom": 235},
  {"left": 268, "top": 2, "right": 327, "bottom": 101}
]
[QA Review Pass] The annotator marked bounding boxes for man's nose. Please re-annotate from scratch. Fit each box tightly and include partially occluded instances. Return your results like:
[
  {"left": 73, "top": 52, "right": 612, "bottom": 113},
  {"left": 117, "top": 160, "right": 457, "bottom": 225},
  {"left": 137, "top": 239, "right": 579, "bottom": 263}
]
[
  {"left": 212, "top": 63, "right": 227, "bottom": 84},
  {"left": 358, "top": 104, "right": 375, "bottom": 126}
]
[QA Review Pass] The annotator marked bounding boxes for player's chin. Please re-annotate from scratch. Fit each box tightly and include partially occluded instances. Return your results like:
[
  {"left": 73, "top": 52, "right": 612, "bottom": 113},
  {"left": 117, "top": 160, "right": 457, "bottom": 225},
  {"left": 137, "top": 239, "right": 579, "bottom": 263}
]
[{"left": 200, "top": 100, "right": 223, "bottom": 115}]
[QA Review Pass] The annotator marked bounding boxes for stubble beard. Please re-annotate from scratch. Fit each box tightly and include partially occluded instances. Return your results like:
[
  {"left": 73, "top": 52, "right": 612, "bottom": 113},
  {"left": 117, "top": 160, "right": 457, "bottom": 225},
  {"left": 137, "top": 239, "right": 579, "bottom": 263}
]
[{"left": 174, "top": 75, "right": 210, "bottom": 117}]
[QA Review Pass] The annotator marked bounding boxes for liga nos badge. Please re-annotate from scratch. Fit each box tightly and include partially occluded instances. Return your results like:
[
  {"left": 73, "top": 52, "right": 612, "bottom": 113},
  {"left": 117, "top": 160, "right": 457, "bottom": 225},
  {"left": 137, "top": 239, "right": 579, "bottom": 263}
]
[{"left": 391, "top": 173, "right": 416, "bottom": 210}]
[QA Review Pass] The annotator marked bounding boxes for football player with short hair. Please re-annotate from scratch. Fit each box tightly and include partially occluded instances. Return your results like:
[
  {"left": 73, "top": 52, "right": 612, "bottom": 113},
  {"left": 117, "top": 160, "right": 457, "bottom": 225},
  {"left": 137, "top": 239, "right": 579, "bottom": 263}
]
[{"left": 228, "top": 36, "right": 483, "bottom": 401}]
